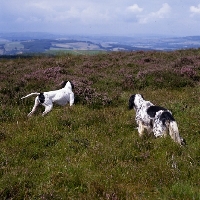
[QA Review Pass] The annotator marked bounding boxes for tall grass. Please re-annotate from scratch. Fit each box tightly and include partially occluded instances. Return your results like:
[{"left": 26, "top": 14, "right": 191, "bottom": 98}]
[{"left": 0, "top": 49, "right": 200, "bottom": 199}]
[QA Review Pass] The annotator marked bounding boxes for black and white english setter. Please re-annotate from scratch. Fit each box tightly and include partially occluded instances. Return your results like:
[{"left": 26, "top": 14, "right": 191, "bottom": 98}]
[
  {"left": 129, "top": 94, "right": 185, "bottom": 145},
  {"left": 21, "top": 81, "right": 74, "bottom": 116}
]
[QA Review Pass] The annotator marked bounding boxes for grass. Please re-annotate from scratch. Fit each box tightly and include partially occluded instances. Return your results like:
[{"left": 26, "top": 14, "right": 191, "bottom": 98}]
[
  {"left": 4, "top": 42, "right": 24, "bottom": 51},
  {"left": 0, "top": 50, "right": 200, "bottom": 199}
]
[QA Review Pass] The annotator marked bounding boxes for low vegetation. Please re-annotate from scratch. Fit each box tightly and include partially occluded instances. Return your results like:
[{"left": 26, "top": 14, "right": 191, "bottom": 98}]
[{"left": 0, "top": 49, "right": 200, "bottom": 199}]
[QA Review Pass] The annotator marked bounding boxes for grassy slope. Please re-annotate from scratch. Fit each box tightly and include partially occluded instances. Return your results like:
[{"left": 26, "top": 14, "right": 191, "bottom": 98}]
[{"left": 0, "top": 50, "right": 200, "bottom": 199}]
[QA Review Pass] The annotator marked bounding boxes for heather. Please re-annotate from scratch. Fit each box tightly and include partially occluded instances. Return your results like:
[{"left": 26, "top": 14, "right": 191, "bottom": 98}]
[{"left": 0, "top": 49, "right": 200, "bottom": 199}]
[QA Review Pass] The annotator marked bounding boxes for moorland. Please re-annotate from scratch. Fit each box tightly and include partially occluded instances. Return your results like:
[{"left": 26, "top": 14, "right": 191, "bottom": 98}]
[{"left": 0, "top": 49, "right": 200, "bottom": 199}]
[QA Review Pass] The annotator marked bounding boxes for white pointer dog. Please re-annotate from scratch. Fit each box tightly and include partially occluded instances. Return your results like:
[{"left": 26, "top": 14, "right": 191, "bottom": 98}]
[
  {"left": 21, "top": 81, "right": 74, "bottom": 116},
  {"left": 129, "top": 94, "right": 185, "bottom": 145}
]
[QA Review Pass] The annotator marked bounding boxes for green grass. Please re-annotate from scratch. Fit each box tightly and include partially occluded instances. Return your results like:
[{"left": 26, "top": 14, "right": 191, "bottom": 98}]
[
  {"left": 4, "top": 42, "right": 24, "bottom": 51},
  {"left": 0, "top": 50, "right": 200, "bottom": 199},
  {"left": 46, "top": 49, "right": 107, "bottom": 55}
]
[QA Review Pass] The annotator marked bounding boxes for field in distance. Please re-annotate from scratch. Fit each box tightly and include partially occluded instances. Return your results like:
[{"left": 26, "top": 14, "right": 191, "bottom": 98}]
[{"left": 1, "top": 32, "right": 200, "bottom": 55}]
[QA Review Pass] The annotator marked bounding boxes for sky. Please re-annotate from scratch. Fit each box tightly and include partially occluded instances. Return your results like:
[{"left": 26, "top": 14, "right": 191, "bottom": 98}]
[{"left": 0, "top": 0, "right": 200, "bottom": 37}]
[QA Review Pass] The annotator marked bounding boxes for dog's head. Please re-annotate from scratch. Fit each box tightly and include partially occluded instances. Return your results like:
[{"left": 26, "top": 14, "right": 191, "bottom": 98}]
[
  {"left": 60, "top": 81, "right": 74, "bottom": 90},
  {"left": 129, "top": 94, "right": 144, "bottom": 110},
  {"left": 129, "top": 94, "right": 136, "bottom": 109}
]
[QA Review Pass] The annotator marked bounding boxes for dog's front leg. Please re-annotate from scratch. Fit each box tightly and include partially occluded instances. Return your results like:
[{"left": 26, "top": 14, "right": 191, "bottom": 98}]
[
  {"left": 146, "top": 126, "right": 153, "bottom": 135},
  {"left": 69, "top": 92, "right": 74, "bottom": 106},
  {"left": 27, "top": 97, "right": 40, "bottom": 117},
  {"left": 138, "top": 120, "right": 145, "bottom": 137},
  {"left": 42, "top": 103, "right": 53, "bottom": 116}
]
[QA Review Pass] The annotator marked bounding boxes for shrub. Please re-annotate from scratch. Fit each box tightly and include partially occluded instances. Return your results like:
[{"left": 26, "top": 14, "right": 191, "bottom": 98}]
[{"left": 73, "top": 80, "right": 112, "bottom": 108}]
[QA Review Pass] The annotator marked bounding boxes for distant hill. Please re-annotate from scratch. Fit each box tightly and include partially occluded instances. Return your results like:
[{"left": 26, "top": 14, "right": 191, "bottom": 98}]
[{"left": 0, "top": 32, "right": 200, "bottom": 55}]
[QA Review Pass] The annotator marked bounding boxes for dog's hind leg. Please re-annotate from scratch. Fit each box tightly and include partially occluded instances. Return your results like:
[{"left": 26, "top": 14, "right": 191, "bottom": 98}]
[
  {"left": 168, "top": 121, "right": 182, "bottom": 145},
  {"left": 27, "top": 97, "right": 40, "bottom": 117},
  {"left": 42, "top": 103, "right": 53, "bottom": 116}
]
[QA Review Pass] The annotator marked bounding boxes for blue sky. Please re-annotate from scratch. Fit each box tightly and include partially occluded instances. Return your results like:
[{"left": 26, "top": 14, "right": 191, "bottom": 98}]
[{"left": 0, "top": 0, "right": 200, "bottom": 36}]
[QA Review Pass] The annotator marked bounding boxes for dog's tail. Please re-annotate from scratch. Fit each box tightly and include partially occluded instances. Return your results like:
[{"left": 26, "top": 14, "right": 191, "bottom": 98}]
[
  {"left": 168, "top": 121, "right": 185, "bottom": 145},
  {"left": 159, "top": 110, "right": 185, "bottom": 146},
  {"left": 21, "top": 92, "right": 40, "bottom": 99}
]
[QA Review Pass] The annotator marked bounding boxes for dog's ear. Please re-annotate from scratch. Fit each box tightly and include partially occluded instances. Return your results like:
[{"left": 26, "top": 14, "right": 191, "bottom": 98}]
[
  {"left": 129, "top": 94, "right": 135, "bottom": 109},
  {"left": 70, "top": 81, "right": 75, "bottom": 90}
]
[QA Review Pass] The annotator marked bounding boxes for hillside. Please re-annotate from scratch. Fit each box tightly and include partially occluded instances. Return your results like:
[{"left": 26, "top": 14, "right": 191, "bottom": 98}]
[
  {"left": 1, "top": 32, "right": 200, "bottom": 55},
  {"left": 0, "top": 49, "right": 200, "bottom": 199}
]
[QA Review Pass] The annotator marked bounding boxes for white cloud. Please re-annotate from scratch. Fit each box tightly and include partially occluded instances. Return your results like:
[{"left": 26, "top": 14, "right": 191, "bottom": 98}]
[
  {"left": 138, "top": 3, "right": 171, "bottom": 24},
  {"left": 127, "top": 4, "right": 143, "bottom": 13},
  {"left": 16, "top": 18, "right": 25, "bottom": 23},
  {"left": 43, "top": 6, "right": 110, "bottom": 25},
  {"left": 80, "top": 7, "right": 110, "bottom": 23},
  {"left": 2, "top": 1, "right": 110, "bottom": 25},
  {"left": 190, "top": 4, "right": 200, "bottom": 14},
  {"left": 29, "top": 2, "right": 53, "bottom": 11}
]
